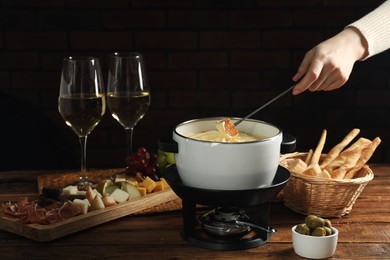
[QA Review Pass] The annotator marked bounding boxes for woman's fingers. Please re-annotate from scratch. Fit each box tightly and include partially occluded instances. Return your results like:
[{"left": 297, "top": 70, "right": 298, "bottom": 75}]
[
  {"left": 293, "top": 58, "right": 324, "bottom": 94},
  {"left": 292, "top": 29, "right": 362, "bottom": 95},
  {"left": 293, "top": 50, "right": 353, "bottom": 94}
]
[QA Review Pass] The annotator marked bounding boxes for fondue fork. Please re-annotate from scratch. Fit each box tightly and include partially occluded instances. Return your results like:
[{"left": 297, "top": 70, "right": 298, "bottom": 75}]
[
  {"left": 234, "top": 84, "right": 295, "bottom": 126},
  {"left": 235, "top": 220, "right": 276, "bottom": 234}
]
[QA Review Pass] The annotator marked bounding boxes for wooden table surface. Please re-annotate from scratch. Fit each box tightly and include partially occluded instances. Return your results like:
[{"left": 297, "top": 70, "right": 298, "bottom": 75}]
[{"left": 0, "top": 164, "right": 389, "bottom": 259}]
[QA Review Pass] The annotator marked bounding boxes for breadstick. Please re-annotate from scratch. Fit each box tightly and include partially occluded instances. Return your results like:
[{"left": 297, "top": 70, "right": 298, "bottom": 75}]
[
  {"left": 285, "top": 158, "right": 307, "bottom": 174},
  {"left": 344, "top": 137, "right": 381, "bottom": 179},
  {"left": 318, "top": 169, "right": 331, "bottom": 179},
  {"left": 346, "top": 137, "right": 372, "bottom": 151},
  {"left": 324, "top": 137, "right": 371, "bottom": 173},
  {"left": 310, "top": 129, "right": 327, "bottom": 165},
  {"left": 353, "top": 166, "right": 370, "bottom": 179},
  {"left": 301, "top": 163, "right": 322, "bottom": 177},
  {"left": 329, "top": 148, "right": 363, "bottom": 179},
  {"left": 305, "top": 149, "right": 313, "bottom": 165},
  {"left": 320, "top": 128, "right": 360, "bottom": 168}
]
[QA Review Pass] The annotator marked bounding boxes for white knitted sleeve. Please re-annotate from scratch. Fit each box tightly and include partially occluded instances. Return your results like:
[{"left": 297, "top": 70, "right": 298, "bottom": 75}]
[{"left": 347, "top": 0, "right": 390, "bottom": 59}]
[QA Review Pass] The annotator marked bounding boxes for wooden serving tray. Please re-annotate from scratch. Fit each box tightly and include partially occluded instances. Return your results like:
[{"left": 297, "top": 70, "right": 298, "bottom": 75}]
[{"left": 0, "top": 169, "right": 181, "bottom": 242}]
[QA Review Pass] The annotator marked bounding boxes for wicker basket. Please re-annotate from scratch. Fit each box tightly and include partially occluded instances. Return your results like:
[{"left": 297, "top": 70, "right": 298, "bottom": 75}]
[{"left": 280, "top": 152, "right": 374, "bottom": 217}]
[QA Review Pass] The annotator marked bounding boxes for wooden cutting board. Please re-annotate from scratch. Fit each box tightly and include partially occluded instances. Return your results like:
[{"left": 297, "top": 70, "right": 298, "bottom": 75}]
[{"left": 0, "top": 169, "right": 181, "bottom": 242}]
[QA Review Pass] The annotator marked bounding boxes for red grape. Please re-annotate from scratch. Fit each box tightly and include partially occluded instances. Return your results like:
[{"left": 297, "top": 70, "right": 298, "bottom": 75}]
[{"left": 125, "top": 147, "right": 160, "bottom": 180}]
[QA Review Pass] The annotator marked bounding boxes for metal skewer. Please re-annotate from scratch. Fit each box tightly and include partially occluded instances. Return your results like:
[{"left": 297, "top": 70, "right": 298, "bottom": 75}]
[{"left": 234, "top": 84, "right": 295, "bottom": 126}]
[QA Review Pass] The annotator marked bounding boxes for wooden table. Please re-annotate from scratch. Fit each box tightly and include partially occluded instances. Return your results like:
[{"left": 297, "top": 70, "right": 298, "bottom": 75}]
[{"left": 0, "top": 165, "right": 389, "bottom": 259}]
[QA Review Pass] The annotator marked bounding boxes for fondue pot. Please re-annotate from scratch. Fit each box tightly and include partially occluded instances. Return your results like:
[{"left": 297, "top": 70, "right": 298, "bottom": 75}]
[{"left": 161, "top": 117, "right": 295, "bottom": 190}]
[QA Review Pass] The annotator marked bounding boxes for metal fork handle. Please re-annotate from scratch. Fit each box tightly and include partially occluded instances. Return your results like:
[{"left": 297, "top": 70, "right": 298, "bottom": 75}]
[{"left": 234, "top": 85, "right": 295, "bottom": 126}]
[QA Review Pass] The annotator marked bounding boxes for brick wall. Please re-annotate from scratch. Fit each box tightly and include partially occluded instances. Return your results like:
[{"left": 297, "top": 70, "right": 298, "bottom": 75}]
[{"left": 0, "top": 0, "right": 389, "bottom": 170}]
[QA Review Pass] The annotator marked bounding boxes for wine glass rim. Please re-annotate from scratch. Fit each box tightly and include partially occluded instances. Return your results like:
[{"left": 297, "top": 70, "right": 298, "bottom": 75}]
[
  {"left": 110, "top": 52, "right": 143, "bottom": 58},
  {"left": 64, "top": 56, "right": 99, "bottom": 61}
]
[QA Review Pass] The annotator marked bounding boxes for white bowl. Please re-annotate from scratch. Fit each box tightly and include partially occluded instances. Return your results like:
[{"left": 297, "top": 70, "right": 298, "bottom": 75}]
[{"left": 292, "top": 225, "right": 338, "bottom": 259}]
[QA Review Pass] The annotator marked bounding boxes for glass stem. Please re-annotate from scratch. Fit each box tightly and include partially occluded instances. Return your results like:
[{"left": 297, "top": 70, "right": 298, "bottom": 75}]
[
  {"left": 125, "top": 127, "right": 134, "bottom": 157},
  {"left": 79, "top": 135, "right": 88, "bottom": 183}
]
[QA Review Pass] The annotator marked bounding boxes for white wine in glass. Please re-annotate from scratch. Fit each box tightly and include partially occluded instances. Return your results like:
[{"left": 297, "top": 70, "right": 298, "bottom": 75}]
[
  {"left": 107, "top": 52, "right": 150, "bottom": 157},
  {"left": 59, "top": 56, "right": 106, "bottom": 186}
]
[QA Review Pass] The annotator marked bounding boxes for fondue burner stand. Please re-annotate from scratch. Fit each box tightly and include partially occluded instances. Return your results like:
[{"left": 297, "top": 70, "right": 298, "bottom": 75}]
[
  {"left": 182, "top": 201, "right": 275, "bottom": 250},
  {"left": 163, "top": 165, "right": 291, "bottom": 251}
]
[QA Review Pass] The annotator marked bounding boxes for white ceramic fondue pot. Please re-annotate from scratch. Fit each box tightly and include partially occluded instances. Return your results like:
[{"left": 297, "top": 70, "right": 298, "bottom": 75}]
[{"left": 168, "top": 117, "right": 289, "bottom": 190}]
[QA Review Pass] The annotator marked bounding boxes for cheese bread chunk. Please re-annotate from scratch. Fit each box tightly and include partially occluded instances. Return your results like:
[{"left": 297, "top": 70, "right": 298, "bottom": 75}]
[{"left": 215, "top": 118, "right": 239, "bottom": 142}]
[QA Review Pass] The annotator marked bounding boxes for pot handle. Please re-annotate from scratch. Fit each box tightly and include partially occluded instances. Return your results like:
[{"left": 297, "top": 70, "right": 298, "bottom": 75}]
[
  {"left": 281, "top": 133, "right": 296, "bottom": 154},
  {"left": 158, "top": 137, "right": 178, "bottom": 153}
]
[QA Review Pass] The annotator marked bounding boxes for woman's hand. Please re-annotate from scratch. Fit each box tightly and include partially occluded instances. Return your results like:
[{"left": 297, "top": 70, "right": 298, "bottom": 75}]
[{"left": 292, "top": 28, "right": 368, "bottom": 95}]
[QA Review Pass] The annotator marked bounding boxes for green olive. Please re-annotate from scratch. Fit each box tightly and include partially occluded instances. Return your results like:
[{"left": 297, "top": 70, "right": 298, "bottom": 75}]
[
  {"left": 311, "top": 227, "right": 326, "bottom": 236},
  {"left": 307, "top": 216, "right": 325, "bottom": 229},
  {"left": 298, "top": 215, "right": 335, "bottom": 237},
  {"left": 324, "top": 219, "right": 332, "bottom": 228},
  {"left": 324, "top": 226, "right": 332, "bottom": 236},
  {"left": 305, "top": 215, "right": 317, "bottom": 226},
  {"left": 295, "top": 224, "right": 311, "bottom": 235}
]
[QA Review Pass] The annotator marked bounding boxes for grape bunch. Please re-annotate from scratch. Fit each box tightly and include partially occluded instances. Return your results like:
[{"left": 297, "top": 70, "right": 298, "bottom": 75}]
[
  {"left": 125, "top": 147, "right": 160, "bottom": 181},
  {"left": 156, "top": 149, "right": 175, "bottom": 170}
]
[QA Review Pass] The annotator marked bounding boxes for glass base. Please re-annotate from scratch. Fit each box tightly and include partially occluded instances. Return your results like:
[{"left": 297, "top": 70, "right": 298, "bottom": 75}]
[{"left": 75, "top": 179, "right": 95, "bottom": 187}]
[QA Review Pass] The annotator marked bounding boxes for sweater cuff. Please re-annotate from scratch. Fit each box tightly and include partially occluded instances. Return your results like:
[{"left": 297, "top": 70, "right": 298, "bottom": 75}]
[{"left": 347, "top": 1, "right": 390, "bottom": 60}]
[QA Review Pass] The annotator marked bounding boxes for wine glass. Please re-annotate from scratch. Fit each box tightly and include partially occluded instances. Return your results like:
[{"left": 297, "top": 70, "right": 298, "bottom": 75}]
[
  {"left": 107, "top": 52, "right": 150, "bottom": 157},
  {"left": 58, "top": 56, "right": 106, "bottom": 186}
]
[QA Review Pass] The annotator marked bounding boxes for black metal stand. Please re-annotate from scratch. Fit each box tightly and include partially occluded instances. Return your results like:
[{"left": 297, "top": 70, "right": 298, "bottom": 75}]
[
  {"left": 162, "top": 165, "right": 291, "bottom": 251},
  {"left": 181, "top": 199, "right": 273, "bottom": 251}
]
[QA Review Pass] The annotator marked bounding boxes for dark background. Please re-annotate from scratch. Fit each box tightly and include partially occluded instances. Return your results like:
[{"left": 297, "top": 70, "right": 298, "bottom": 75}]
[{"left": 0, "top": 0, "right": 389, "bottom": 171}]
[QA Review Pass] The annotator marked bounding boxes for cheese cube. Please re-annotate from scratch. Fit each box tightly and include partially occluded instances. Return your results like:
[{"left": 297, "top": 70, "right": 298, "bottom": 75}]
[
  {"left": 73, "top": 198, "right": 89, "bottom": 214},
  {"left": 160, "top": 178, "right": 170, "bottom": 189},
  {"left": 141, "top": 176, "right": 156, "bottom": 193},
  {"left": 137, "top": 187, "right": 147, "bottom": 196},
  {"left": 62, "top": 185, "right": 78, "bottom": 196},
  {"left": 153, "top": 181, "right": 164, "bottom": 192}
]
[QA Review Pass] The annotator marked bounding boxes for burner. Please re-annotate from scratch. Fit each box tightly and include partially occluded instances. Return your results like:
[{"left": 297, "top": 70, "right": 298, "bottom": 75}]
[
  {"left": 199, "top": 207, "right": 252, "bottom": 238},
  {"left": 163, "top": 165, "right": 291, "bottom": 251},
  {"left": 198, "top": 207, "right": 277, "bottom": 240},
  {"left": 210, "top": 207, "right": 241, "bottom": 222}
]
